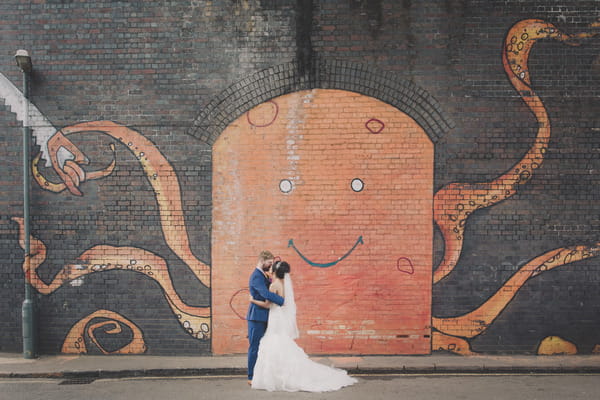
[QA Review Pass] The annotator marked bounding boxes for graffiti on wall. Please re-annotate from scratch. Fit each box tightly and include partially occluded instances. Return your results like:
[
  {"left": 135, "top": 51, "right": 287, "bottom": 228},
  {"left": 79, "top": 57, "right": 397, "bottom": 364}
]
[
  {"left": 4, "top": 118, "right": 213, "bottom": 353},
  {"left": 212, "top": 88, "right": 434, "bottom": 355},
  {"left": 1, "top": 19, "right": 598, "bottom": 355},
  {"left": 61, "top": 309, "right": 147, "bottom": 354},
  {"left": 431, "top": 19, "right": 599, "bottom": 355}
]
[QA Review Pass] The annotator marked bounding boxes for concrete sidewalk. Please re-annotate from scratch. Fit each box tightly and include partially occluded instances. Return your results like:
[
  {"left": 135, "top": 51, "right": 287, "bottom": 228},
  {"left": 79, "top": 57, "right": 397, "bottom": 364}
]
[{"left": 1, "top": 353, "right": 600, "bottom": 379}]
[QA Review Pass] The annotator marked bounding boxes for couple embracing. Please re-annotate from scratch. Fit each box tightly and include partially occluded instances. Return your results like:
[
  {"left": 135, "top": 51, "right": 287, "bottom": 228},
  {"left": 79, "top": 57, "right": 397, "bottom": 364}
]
[{"left": 246, "top": 250, "right": 357, "bottom": 392}]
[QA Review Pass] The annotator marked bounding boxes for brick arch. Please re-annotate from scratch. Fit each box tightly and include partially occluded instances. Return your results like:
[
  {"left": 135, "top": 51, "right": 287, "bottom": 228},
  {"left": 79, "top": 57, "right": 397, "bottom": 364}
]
[{"left": 188, "top": 57, "right": 454, "bottom": 145}]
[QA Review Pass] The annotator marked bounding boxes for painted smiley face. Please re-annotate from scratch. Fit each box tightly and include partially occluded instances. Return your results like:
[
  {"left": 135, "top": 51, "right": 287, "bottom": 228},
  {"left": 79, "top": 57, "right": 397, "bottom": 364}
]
[
  {"left": 288, "top": 236, "right": 364, "bottom": 268},
  {"left": 212, "top": 89, "right": 434, "bottom": 355}
]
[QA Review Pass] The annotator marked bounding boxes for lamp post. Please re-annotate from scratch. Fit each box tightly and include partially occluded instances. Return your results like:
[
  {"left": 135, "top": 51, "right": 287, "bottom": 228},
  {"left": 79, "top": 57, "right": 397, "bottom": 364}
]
[{"left": 15, "top": 49, "right": 37, "bottom": 359}]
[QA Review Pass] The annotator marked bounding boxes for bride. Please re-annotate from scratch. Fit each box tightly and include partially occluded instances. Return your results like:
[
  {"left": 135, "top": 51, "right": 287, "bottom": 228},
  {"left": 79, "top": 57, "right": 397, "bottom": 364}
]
[{"left": 249, "top": 261, "right": 357, "bottom": 392}]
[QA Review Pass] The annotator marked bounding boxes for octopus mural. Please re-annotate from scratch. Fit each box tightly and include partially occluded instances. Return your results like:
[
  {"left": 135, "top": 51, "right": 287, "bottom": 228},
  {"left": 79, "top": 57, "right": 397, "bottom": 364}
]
[{"left": 2, "top": 19, "right": 598, "bottom": 355}]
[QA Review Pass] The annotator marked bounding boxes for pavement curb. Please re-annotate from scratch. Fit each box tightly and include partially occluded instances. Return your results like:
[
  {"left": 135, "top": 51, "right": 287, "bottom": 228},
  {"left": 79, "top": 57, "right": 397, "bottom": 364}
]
[
  {"left": 3, "top": 366, "right": 600, "bottom": 380},
  {"left": 0, "top": 368, "right": 246, "bottom": 380}
]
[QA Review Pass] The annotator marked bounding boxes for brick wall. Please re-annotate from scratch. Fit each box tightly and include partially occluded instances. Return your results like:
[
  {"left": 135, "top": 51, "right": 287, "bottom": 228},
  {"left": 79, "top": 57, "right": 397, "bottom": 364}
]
[{"left": 0, "top": 0, "right": 598, "bottom": 355}]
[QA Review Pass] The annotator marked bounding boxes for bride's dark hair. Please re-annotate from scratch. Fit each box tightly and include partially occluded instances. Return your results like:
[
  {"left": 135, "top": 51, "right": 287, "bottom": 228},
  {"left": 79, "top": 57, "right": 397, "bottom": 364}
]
[{"left": 273, "top": 261, "right": 290, "bottom": 279}]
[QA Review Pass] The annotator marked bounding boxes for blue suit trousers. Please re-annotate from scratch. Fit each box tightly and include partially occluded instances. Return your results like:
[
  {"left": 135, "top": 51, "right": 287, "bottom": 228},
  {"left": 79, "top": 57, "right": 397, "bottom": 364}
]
[{"left": 247, "top": 320, "right": 267, "bottom": 380}]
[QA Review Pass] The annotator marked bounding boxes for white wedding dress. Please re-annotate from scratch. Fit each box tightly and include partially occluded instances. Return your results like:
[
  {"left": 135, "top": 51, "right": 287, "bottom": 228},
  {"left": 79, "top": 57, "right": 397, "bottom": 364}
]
[{"left": 251, "top": 275, "right": 357, "bottom": 392}]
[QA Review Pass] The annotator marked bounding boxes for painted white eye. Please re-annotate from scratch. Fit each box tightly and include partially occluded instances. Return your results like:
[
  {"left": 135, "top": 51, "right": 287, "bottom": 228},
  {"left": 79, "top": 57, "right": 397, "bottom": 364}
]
[
  {"left": 279, "top": 179, "right": 293, "bottom": 193},
  {"left": 351, "top": 178, "right": 364, "bottom": 192}
]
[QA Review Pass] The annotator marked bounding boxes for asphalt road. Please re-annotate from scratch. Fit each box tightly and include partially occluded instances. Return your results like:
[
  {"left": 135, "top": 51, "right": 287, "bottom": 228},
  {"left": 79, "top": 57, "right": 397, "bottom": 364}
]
[{"left": 2, "top": 373, "right": 599, "bottom": 400}]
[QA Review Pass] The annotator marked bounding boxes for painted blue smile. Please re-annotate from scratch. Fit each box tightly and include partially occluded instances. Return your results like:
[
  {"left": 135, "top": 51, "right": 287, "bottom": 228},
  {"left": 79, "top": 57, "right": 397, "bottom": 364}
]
[{"left": 287, "top": 236, "right": 364, "bottom": 268}]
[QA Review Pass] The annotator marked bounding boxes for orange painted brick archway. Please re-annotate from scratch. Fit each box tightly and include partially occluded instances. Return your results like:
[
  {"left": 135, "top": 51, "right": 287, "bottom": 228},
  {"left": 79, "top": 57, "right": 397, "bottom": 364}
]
[{"left": 212, "top": 89, "right": 433, "bottom": 355}]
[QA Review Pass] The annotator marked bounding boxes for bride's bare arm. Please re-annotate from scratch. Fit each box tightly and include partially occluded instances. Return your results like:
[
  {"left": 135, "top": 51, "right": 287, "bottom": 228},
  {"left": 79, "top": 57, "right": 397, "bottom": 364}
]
[{"left": 249, "top": 296, "right": 271, "bottom": 308}]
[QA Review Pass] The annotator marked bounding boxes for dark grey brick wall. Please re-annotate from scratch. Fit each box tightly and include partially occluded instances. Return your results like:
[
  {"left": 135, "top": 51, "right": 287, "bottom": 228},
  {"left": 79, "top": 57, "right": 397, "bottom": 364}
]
[{"left": 1, "top": 0, "right": 598, "bottom": 355}]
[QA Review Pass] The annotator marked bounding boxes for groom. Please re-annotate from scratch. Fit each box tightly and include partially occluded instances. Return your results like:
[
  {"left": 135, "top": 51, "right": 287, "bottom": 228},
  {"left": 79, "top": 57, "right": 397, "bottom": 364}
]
[{"left": 247, "top": 250, "right": 285, "bottom": 384}]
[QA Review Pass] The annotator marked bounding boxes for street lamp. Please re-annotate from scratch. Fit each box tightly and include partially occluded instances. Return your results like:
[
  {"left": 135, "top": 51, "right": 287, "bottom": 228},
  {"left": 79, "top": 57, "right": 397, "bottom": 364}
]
[
  {"left": 15, "top": 50, "right": 32, "bottom": 73},
  {"left": 15, "top": 49, "right": 37, "bottom": 359}
]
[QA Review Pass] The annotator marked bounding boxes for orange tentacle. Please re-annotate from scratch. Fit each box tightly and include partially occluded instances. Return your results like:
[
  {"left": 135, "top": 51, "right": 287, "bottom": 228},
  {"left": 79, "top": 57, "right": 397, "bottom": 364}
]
[
  {"left": 58, "top": 121, "right": 210, "bottom": 288},
  {"left": 431, "top": 331, "right": 475, "bottom": 355},
  {"left": 32, "top": 143, "right": 116, "bottom": 193},
  {"left": 11, "top": 217, "right": 211, "bottom": 339},
  {"left": 433, "top": 20, "right": 582, "bottom": 283},
  {"left": 61, "top": 309, "right": 147, "bottom": 354},
  {"left": 433, "top": 243, "right": 600, "bottom": 338}
]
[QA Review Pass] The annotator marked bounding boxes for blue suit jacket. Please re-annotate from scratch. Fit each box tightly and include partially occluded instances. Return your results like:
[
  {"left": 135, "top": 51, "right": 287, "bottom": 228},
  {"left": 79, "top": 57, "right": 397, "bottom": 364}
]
[{"left": 246, "top": 268, "right": 284, "bottom": 322}]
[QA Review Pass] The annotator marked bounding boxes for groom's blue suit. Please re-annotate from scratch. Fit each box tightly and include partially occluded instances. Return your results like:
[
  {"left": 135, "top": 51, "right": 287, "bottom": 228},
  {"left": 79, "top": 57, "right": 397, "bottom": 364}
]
[{"left": 247, "top": 267, "right": 284, "bottom": 380}]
